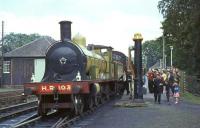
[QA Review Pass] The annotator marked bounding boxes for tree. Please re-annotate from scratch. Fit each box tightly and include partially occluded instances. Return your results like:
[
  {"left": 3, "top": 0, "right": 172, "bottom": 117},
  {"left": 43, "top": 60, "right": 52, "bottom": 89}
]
[
  {"left": 2, "top": 33, "right": 41, "bottom": 53},
  {"left": 72, "top": 33, "right": 86, "bottom": 46},
  {"left": 158, "top": 0, "right": 200, "bottom": 75},
  {"left": 142, "top": 38, "right": 163, "bottom": 69}
]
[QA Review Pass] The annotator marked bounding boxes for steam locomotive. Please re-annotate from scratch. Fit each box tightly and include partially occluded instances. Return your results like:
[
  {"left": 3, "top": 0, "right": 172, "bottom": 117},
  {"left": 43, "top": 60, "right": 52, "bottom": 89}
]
[{"left": 24, "top": 21, "right": 127, "bottom": 116}]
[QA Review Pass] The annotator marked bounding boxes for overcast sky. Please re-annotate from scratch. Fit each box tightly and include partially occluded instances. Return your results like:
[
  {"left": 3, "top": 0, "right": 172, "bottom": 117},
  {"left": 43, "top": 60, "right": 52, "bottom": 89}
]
[{"left": 0, "top": 0, "right": 163, "bottom": 55}]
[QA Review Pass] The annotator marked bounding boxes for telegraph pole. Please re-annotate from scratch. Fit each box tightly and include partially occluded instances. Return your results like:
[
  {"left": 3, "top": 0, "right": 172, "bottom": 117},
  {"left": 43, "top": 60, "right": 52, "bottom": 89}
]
[{"left": 1, "top": 21, "right": 4, "bottom": 87}]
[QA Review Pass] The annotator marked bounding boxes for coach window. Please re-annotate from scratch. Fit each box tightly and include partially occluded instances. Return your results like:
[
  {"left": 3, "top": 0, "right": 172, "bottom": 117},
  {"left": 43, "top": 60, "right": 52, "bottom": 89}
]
[{"left": 3, "top": 61, "right": 11, "bottom": 73}]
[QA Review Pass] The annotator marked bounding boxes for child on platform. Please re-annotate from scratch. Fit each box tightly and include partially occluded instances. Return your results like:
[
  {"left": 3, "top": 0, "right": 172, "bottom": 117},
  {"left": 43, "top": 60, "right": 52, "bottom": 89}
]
[{"left": 173, "top": 80, "right": 180, "bottom": 104}]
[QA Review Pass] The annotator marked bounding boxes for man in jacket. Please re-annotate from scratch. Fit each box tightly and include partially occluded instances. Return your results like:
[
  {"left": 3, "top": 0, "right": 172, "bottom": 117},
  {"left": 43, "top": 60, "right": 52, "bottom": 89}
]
[{"left": 153, "top": 73, "right": 163, "bottom": 104}]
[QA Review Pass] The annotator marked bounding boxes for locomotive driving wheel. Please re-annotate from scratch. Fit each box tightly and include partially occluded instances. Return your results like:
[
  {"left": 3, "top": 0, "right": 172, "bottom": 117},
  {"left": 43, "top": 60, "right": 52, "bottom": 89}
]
[
  {"left": 72, "top": 94, "right": 84, "bottom": 115},
  {"left": 93, "top": 95, "right": 99, "bottom": 106},
  {"left": 84, "top": 95, "right": 93, "bottom": 110}
]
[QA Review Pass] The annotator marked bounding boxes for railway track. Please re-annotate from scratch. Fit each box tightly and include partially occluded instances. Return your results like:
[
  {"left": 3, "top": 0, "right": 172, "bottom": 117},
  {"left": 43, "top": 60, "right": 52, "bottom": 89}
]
[
  {"left": 0, "top": 101, "right": 38, "bottom": 128},
  {"left": 12, "top": 107, "right": 98, "bottom": 128},
  {"left": 56, "top": 104, "right": 104, "bottom": 128},
  {"left": 14, "top": 97, "right": 115, "bottom": 128},
  {"left": 13, "top": 111, "right": 65, "bottom": 128}
]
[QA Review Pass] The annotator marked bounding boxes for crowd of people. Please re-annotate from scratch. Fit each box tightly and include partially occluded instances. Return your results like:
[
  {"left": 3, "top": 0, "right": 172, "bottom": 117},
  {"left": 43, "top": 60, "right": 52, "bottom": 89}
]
[
  {"left": 147, "top": 68, "right": 181, "bottom": 104},
  {"left": 119, "top": 67, "right": 181, "bottom": 104}
]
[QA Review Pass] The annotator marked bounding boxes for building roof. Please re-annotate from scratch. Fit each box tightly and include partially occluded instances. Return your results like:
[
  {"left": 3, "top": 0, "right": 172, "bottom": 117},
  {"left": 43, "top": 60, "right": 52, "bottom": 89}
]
[
  {"left": 4, "top": 37, "right": 56, "bottom": 58},
  {"left": 150, "top": 61, "right": 161, "bottom": 69}
]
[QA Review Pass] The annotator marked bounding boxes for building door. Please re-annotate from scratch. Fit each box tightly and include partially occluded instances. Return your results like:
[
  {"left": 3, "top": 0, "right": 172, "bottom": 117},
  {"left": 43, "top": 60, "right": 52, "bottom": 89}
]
[{"left": 11, "top": 59, "right": 34, "bottom": 85}]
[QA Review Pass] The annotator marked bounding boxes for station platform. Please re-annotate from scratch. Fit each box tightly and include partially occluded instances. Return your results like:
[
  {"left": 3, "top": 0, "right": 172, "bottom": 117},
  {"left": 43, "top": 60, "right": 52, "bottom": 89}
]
[
  {"left": 73, "top": 93, "right": 200, "bottom": 128},
  {"left": 113, "top": 93, "right": 152, "bottom": 107}
]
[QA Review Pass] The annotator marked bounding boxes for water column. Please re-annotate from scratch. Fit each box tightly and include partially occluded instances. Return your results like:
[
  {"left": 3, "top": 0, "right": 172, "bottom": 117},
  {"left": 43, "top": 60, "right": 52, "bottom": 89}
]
[{"left": 133, "top": 33, "right": 143, "bottom": 101}]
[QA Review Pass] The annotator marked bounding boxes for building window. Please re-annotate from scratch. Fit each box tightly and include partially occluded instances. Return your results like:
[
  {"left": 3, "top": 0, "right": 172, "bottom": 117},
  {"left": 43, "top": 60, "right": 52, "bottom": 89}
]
[{"left": 3, "top": 61, "right": 11, "bottom": 73}]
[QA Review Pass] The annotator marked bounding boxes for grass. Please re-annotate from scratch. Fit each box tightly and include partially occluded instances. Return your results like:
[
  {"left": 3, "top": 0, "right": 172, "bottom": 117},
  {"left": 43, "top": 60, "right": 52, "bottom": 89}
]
[{"left": 182, "top": 91, "right": 200, "bottom": 104}]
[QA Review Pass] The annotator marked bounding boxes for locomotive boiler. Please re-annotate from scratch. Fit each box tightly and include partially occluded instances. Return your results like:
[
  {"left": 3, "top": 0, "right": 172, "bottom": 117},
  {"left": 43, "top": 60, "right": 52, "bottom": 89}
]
[{"left": 24, "top": 21, "right": 127, "bottom": 116}]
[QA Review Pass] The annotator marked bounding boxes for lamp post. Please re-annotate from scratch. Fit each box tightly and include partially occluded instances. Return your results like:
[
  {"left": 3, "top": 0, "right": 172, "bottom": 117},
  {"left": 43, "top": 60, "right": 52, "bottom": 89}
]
[
  {"left": 162, "top": 33, "right": 165, "bottom": 69},
  {"left": 170, "top": 46, "right": 173, "bottom": 68}
]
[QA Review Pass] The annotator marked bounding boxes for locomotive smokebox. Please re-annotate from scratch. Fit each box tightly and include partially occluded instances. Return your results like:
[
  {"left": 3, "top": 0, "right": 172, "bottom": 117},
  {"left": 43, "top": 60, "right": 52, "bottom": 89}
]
[{"left": 59, "top": 21, "right": 72, "bottom": 42}]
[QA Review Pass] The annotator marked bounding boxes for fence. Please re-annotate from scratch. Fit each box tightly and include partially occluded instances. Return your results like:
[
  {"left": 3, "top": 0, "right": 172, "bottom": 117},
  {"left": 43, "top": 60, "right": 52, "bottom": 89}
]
[{"left": 180, "top": 70, "right": 200, "bottom": 95}]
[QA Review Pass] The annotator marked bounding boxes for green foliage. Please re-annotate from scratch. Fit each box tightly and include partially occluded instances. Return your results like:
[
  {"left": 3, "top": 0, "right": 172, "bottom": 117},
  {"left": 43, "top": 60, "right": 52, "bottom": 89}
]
[
  {"left": 158, "top": 0, "right": 200, "bottom": 75},
  {"left": 3, "top": 33, "right": 41, "bottom": 53},
  {"left": 142, "top": 39, "right": 163, "bottom": 68},
  {"left": 72, "top": 33, "right": 86, "bottom": 46}
]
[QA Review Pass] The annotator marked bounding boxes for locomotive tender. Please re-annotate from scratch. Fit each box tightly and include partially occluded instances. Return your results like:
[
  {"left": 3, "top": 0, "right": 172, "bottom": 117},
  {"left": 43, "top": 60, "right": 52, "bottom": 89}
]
[{"left": 24, "top": 21, "right": 127, "bottom": 116}]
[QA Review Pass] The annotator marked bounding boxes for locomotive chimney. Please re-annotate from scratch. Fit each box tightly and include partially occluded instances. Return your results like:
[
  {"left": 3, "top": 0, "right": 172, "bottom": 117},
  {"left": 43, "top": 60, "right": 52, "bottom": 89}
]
[{"left": 59, "top": 21, "right": 72, "bottom": 42}]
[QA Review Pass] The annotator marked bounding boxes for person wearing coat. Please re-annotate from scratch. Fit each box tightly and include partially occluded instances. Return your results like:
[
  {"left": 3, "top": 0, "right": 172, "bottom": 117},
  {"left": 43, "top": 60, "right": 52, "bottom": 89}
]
[
  {"left": 153, "top": 73, "right": 163, "bottom": 104},
  {"left": 119, "top": 71, "right": 130, "bottom": 95}
]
